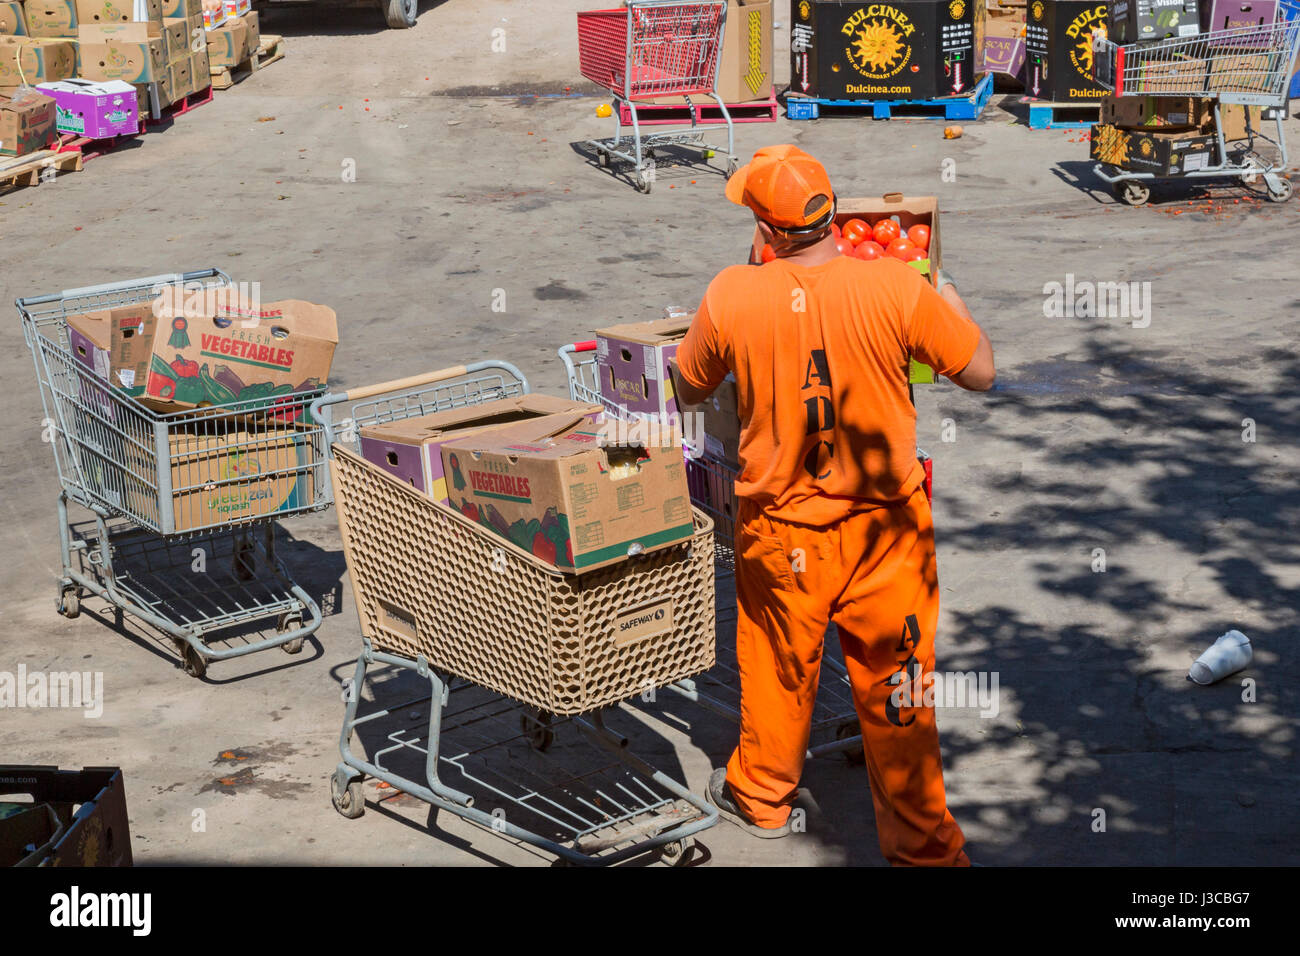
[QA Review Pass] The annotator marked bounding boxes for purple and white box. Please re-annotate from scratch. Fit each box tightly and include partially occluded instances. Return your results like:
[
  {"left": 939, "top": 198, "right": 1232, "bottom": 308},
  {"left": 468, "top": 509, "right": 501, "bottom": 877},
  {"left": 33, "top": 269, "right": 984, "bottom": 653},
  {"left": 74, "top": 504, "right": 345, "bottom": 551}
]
[{"left": 35, "top": 79, "right": 138, "bottom": 139}]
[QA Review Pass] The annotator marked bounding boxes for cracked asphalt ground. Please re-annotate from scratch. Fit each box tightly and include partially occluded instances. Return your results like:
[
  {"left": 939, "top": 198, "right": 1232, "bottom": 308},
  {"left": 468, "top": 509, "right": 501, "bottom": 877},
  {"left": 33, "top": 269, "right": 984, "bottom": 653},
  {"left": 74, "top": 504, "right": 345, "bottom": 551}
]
[{"left": 1, "top": 1, "right": 1297, "bottom": 865}]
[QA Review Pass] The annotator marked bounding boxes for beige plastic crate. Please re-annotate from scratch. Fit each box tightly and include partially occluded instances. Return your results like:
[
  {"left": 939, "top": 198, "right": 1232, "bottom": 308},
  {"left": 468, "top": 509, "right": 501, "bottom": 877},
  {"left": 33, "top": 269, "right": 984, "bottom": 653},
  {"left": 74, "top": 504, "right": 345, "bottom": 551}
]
[{"left": 330, "top": 443, "right": 717, "bottom": 715}]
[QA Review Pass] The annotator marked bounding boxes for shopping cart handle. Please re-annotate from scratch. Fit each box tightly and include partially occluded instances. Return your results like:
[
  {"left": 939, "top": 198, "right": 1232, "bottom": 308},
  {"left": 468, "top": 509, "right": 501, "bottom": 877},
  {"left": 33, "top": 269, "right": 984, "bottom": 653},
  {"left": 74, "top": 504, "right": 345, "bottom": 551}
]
[
  {"left": 570, "top": 340, "right": 598, "bottom": 352},
  {"left": 340, "top": 365, "right": 472, "bottom": 403}
]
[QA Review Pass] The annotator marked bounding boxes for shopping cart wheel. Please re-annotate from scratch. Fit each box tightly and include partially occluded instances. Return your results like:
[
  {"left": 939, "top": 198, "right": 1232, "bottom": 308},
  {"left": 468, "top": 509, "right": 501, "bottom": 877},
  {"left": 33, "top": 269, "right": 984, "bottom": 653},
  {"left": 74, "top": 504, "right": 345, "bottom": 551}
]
[
  {"left": 660, "top": 836, "right": 695, "bottom": 867},
  {"left": 597, "top": 148, "right": 610, "bottom": 168},
  {"left": 520, "top": 708, "right": 556, "bottom": 751},
  {"left": 725, "top": 158, "right": 739, "bottom": 179},
  {"left": 382, "top": 0, "right": 417, "bottom": 29},
  {"left": 277, "top": 613, "right": 305, "bottom": 654},
  {"left": 1116, "top": 180, "right": 1150, "bottom": 207},
  {"left": 836, "top": 720, "right": 866, "bottom": 765},
  {"left": 1265, "top": 177, "right": 1293, "bottom": 203},
  {"left": 331, "top": 770, "right": 365, "bottom": 819},
  {"left": 57, "top": 585, "right": 80, "bottom": 619},
  {"left": 180, "top": 642, "right": 207, "bottom": 680},
  {"left": 636, "top": 159, "right": 655, "bottom": 194}
]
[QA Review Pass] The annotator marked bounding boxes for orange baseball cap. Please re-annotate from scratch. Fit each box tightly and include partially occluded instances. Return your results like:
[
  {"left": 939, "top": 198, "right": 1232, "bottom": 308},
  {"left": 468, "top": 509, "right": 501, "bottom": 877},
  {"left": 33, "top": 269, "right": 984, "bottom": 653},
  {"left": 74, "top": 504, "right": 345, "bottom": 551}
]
[{"left": 725, "top": 145, "right": 835, "bottom": 232}]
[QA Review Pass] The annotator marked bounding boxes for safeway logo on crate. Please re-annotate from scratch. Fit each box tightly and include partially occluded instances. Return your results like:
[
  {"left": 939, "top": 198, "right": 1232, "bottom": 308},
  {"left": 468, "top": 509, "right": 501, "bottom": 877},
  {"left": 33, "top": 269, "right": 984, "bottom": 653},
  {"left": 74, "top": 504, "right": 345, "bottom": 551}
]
[{"left": 614, "top": 598, "right": 674, "bottom": 647}]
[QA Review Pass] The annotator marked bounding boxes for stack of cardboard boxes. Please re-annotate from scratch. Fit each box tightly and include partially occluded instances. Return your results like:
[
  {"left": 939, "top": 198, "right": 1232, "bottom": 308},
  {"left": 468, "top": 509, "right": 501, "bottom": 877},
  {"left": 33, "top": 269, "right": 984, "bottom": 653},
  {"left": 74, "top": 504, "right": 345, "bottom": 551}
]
[
  {"left": 203, "top": 0, "right": 259, "bottom": 79},
  {"left": 1090, "top": 0, "right": 1272, "bottom": 172},
  {"left": 981, "top": 0, "right": 1028, "bottom": 82}
]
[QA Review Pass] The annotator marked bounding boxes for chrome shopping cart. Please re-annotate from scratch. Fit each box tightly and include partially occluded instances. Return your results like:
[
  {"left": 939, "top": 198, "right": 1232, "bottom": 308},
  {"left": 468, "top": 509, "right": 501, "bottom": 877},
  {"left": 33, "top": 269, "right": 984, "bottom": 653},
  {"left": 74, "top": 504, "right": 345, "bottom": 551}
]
[
  {"left": 312, "top": 363, "right": 719, "bottom": 866},
  {"left": 16, "top": 269, "right": 328, "bottom": 678},
  {"left": 557, "top": 341, "right": 871, "bottom": 762},
  {"left": 1092, "top": 1, "right": 1300, "bottom": 205},
  {"left": 578, "top": 0, "right": 736, "bottom": 193}
]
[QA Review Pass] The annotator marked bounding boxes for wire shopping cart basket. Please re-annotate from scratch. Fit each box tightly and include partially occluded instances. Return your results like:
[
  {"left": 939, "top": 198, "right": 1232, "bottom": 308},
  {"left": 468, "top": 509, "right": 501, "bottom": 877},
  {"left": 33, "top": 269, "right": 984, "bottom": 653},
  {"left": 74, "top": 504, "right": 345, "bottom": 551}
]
[
  {"left": 16, "top": 269, "right": 328, "bottom": 678},
  {"left": 557, "top": 340, "right": 871, "bottom": 762},
  {"left": 311, "top": 363, "right": 719, "bottom": 865},
  {"left": 1091, "top": 1, "right": 1300, "bottom": 205},
  {"left": 578, "top": 0, "right": 736, "bottom": 193}
]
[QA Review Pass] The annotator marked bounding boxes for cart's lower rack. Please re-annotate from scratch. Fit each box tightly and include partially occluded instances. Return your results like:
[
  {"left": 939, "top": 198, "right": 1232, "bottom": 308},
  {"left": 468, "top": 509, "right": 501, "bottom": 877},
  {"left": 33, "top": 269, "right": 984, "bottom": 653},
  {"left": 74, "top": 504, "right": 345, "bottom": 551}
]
[{"left": 331, "top": 643, "right": 718, "bottom": 866}]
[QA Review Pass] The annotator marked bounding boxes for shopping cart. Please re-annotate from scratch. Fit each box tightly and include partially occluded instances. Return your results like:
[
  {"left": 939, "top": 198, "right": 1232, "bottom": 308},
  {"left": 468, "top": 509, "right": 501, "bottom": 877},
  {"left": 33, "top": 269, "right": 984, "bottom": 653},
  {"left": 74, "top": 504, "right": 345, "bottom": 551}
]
[
  {"left": 1092, "top": 1, "right": 1300, "bottom": 205},
  {"left": 578, "top": 0, "right": 736, "bottom": 193},
  {"left": 557, "top": 340, "right": 870, "bottom": 761},
  {"left": 311, "top": 363, "right": 720, "bottom": 866},
  {"left": 16, "top": 269, "right": 328, "bottom": 678}
]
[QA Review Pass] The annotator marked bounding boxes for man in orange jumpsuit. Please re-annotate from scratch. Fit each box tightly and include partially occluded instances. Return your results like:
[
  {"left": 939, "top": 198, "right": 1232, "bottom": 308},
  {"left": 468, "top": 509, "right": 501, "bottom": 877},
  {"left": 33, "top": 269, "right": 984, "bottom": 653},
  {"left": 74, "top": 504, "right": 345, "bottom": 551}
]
[{"left": 673, "top": 145, "right": 995, "bottom": 866}]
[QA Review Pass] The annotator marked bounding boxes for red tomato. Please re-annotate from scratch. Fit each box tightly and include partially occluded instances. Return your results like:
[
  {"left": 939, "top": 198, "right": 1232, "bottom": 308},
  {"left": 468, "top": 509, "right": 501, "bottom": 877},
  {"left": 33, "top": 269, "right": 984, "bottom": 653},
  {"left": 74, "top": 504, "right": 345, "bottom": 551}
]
[
  {"left": 854, "top": 240, "right": 885, "bottom": 260},
  {"left": 900, "top": 247, "right": 928, "bottom": 263},
  {"left": 841, "top": 218, "right": 870, "bottom": 246},
  {"left": 872, "top": 219, "right": 901, "bottom": 246},
  {"left": 835, "top": 238, "right": 855, "bottom": 257},
  {"left": 761, "top": 244, "right": 776, "bottom": 263},
  {"left": 886, "top": 237, "right": 916, "bottom": 259},
  {"left": 830, "top": 222, "right": 841, "bottom": 239},
  {"left": 907, "top": 224, "right": 930, "bottom": 250}
]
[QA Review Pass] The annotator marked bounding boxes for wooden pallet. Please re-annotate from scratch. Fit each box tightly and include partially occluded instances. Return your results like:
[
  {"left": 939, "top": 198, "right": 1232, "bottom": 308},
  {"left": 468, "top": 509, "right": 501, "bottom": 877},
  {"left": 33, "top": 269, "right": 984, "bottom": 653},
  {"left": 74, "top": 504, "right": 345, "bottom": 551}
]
[
  {"left": 210, "top": 34, "right": 285, "bottom": 91},
  {"left": 0, "top": 148, "right": 83, "bottom": 192},
  {"left": 786, "top": 73, "right": 994, "bottom": 121},
  {"left": 1027, "top": 99, "right": 1101, "bottom": 130}
]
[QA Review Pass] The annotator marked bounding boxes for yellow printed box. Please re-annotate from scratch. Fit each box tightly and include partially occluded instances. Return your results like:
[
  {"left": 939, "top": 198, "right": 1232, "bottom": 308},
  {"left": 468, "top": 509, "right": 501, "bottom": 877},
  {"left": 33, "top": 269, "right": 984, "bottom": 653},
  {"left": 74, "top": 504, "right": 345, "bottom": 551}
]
[{"left": 78, "top": 36, "right": 165, "bottom": 83}]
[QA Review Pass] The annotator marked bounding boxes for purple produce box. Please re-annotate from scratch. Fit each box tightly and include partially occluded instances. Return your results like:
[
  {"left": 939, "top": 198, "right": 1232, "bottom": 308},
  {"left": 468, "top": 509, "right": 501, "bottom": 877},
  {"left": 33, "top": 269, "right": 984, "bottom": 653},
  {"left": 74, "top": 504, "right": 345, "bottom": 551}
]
[
  {"left": 595, "top": 316, "right": 693, "bottom": 420},
  {"left": 982, "top": 35, "right": 1027, "bottom": 79},
  {"left": 1201, "top": 0, "right": 1276, "bottom": 31},
  {"left": 35, "top": 79, "right": 138, "bottom": 139}
]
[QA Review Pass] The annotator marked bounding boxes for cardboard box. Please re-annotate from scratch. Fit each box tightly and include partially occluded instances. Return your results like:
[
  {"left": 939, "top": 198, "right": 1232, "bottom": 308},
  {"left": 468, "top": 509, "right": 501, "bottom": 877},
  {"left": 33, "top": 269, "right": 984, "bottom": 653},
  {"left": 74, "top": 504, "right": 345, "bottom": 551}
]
[
  {"left": 1201, "top": 0, "right": 1274, "bottom": 31},
  {"left": 162, "top": 15, "right": 186, "bottom": 59},
  {"left": 0, "top": 766, "right": 133, "bottom": 867},
  {"left": 153, "top": 59, "right": 172, "bottom": 101},
  {"left": 1024, "top": 0, "right": 1111, "bottom": 101},
  {"left": 0, "top": 1, "right": 27, "bottom": 35},
  {"left": 0, "top": 87, "right": 53, "bottom": 154},
  {"left": 0, "top": 34, "right": 74, "bottom": 89},
  {"left": 189, "top": 43, "right": 208, "bottom": 90},
  {"left": 441, "top": 414, "right": 695, "bottom": 573},
  {"left": 78, "top": 35, "right": 164, "bottom": 82},
  {"left": 222, "top": 0, "right": 247, "bottom": 16},
  {"left": 74, "top": 0, "right": 160, "bottom": 25},
  {"left": 37, "top": 77, "right": 137, "bottom": 136},
  {"left": 203, "top": 15, "right": 243, "bottom": 67},
  {"left": 1205, "top": 51, "right": 1275, "bottom": 93},
  {"left": 790, "top": 0, "right": 979, "bottom": 101},
  {"left": 361, "top": 394, "right": 605, "bottom": 502},
  {"left": 1110, "top": 0, "right": 1201, "bottom": 43},
  {"left": 1099, "top": 92, "right": 1212, "bottom": 126},
  {"left": 678, "top": 372, "right": 740, "bottom": 465},
  {"left": 200, "top": 5, "right": 223, "bottom": 29},
  {"left": 141, "top": 286, "right": 336, "bottom": 410},
  {"left": 1129, "top": 54, "right": 1207, "bottom": 92},
  {"left": 67, "top": 309, "right": 112, "bottom": 380},
  {"left": 981, "top": 6, "right": 1028, "bottom": 78},
  {"left": 649, "top": 0, "right": 772, "bottom": 105},
  {"left": 595, "top": 316, "right": 693, "bottom": 422},
  {"left": 167, "top": 53, "right": 188, "bottom": 97},
  {"left": 21, "top": 0, "right": 76, "bottom": 37},
  {"left": 160, "top": 425, "right": 316, "bottom": 530},
  {"left": 238, "top": 6, "right": 255, "bottom": 51},
  {"left": 162, "top": 0, "right": 201, "bottom": 16},
  {"left": 78, "top": 19, "right": 159, "bottom": 41},
  {"left": 1090, "top": 122, "right": 1217, "bottom": 172},
  {"left": 1218, "top": 101, "right": 1264, "bottom": 139}
]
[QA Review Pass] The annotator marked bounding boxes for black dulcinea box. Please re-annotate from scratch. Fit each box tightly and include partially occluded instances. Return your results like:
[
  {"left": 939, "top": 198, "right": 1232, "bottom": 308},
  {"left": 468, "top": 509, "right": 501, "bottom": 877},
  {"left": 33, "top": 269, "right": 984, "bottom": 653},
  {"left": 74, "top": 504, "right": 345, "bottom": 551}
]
[
  {"left": 790, "top": 0, "right": 978, "bottom": 101},
  {"left": 1024, "top": 0, "right": 1112, "bottom": 102}
]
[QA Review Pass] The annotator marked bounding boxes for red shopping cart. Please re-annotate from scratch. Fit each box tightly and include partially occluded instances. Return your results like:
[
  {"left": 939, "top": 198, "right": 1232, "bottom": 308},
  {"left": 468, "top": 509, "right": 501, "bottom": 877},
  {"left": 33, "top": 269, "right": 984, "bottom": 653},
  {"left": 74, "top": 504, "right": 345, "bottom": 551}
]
[{"left": 577, "top": 1, "right": 736, "bottom": 193}]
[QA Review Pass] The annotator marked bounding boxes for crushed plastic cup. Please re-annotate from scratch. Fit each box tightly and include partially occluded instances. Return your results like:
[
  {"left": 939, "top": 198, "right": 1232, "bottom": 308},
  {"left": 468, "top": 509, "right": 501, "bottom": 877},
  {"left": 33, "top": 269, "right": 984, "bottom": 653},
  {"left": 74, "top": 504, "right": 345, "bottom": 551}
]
[{"left": 1187, "top": 630, "right": 1252, "bottom": 685}]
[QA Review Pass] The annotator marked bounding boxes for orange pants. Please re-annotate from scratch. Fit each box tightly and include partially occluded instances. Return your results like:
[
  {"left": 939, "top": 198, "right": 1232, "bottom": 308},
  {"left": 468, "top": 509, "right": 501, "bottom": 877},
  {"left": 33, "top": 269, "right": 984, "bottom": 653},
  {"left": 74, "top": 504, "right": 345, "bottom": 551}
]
[{"left": 725, "top": 488, "right": 969, "bottom": 866}]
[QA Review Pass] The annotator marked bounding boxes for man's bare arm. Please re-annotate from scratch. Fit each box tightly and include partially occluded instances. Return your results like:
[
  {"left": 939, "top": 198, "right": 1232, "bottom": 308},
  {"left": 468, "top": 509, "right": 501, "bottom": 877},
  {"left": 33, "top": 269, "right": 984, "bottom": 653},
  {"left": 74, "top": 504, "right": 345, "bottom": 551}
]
[
  {"left": 939, "top": 283, "right": 995, "bottom": 392},
  {"left": 670, "top": 360, "right": 715, "bottom": 407}
]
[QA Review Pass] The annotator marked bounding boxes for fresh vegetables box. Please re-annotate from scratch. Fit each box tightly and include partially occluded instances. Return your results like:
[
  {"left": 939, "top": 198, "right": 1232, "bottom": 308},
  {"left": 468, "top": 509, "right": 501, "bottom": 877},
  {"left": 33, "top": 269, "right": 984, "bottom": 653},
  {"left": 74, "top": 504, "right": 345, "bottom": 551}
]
[
  {"left": 143, "top": 286, "right": 336, "bottom": 412},
  {"left": 441, "top": 413, "right": 694, "bottom": 573}
]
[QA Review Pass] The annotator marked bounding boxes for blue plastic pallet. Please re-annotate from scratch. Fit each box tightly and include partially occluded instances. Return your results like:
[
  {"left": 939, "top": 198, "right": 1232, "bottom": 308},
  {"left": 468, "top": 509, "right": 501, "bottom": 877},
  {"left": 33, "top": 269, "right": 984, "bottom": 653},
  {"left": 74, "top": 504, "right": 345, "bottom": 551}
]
[
  {"left": 787, "top": 73, "right": 993, "bottom": 121},
  {"left": 1027, "top": 100, "right": 1101, "bottom": 130}
]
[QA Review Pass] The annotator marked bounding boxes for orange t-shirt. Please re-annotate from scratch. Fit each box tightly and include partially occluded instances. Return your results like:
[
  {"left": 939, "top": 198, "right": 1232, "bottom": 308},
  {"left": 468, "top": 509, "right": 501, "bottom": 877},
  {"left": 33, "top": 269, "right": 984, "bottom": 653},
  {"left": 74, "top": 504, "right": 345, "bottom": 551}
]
[{"left": 675, "top": 255, "right": 980, "bottom": 526}]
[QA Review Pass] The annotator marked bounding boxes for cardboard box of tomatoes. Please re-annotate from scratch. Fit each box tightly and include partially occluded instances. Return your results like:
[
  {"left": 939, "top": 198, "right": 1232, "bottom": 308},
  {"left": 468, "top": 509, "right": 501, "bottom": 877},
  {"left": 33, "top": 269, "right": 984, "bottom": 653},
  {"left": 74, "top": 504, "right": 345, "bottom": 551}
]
[
  {"left": 748, "top": 193, "right": 942, "bottom": 384},
  {"left": 790, "top": 0, "right": 979, "bottom": 102},
  {"left": 360, "top": 394, "right": 604, "bottom": 503},
  {"left": 440, "top": 412, "right": 694, "bottom": 574}
]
